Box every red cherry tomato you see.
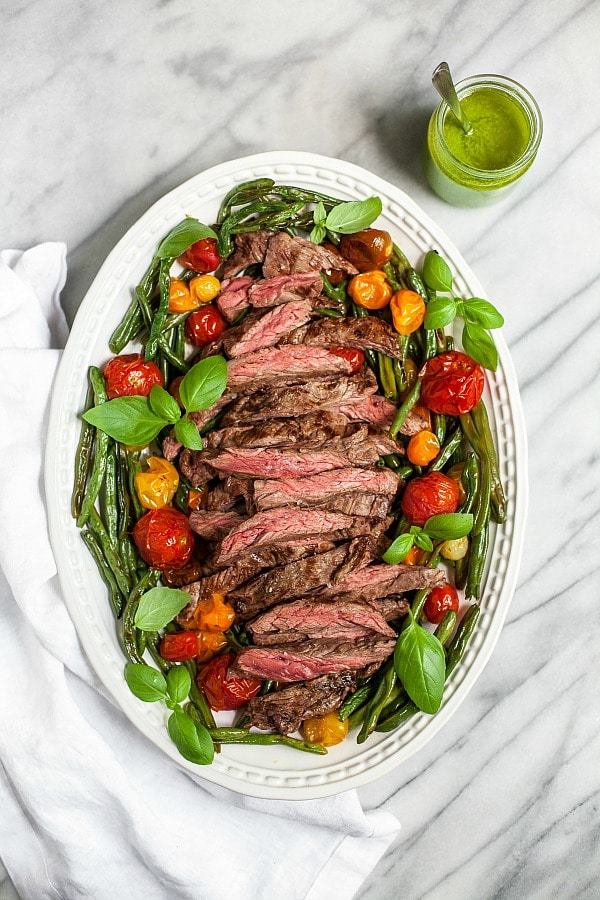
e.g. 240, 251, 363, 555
179, 238, 221, 274
401, 471, 460, 526
184, 304, 227, 347
424, 584, 459, 624
420, 351, 485, 416
328, 346, 365, 374
160, 631, 199, 662
103, 354, 163, 399
196, 652, 262, 711
132, 506, 194, 570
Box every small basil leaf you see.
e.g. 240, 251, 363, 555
462, 322, 498, 372
166, 666, 192, 704
134, 587, 191, 632
168, 707, 215, 766
313, 201, 327, 226
394, 621, 446, 714
155, 219, 218, 260
309, 224, 327, 245
423, 251, 453, 292
382, 533, 414, 565
424, 513, 474, 540
125, 663, 168, 702
414, 532, 434, 551
424, 296, 457, 330
179, 355, 228, 413
462, 298, 505, 329
149, 385, 182, 424
325, 197, 382, 234
82, 396, 167, 445
174, 417, 204, 451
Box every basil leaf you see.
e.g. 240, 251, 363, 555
394, 620, 446, 714
462, 322, 498, 371
134, 586, 190, 632
462, 298, 504, 329
174, 416, 204, 451
382, 533, 414, 565
168, 706, 215, 766
125, 663, 168, 702
325, 197, 382, 234
166, 666, 192, 704
309, 224, 327, 245
313, 201, 327, 226
179, 355, 228, 413
82, 396, 167, 445
424, 296, 457, 330
423, 251, 453, 292
424, 513, 474, 540
414, 532, 434, 551
149, 385, 182, 424
155, 219, 218, 260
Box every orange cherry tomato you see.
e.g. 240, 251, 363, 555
196, 631, 229, 663
347, 270, 392, 310
390, 290, 426, 335
196, 652, 262, 711
132, 506, 194, 570
401, 471, 460, 527
189, 275, 221, 305
159, 631, 199, 662
402, 545, 424, 566
193, 593, 236, 633
134, 457, 179, 509
103, 354, 163, 399
302, 711, 349, 746
187, 486, 209, 511
407, 430, 441, 466
168, 278, 196, 313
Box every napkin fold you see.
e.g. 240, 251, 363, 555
0, 244, 400, 900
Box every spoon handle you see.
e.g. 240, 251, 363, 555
432, 62, 473, 135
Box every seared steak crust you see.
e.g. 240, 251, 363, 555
246, 672, 357, 734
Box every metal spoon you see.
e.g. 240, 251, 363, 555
432, 62, 473, 135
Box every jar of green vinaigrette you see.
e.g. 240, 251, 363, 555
423, 74, 543, 207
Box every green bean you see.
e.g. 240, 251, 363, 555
465, 511, 489, 600
314, 307, 345, 318
121, 568, 160, 665
410, 548, 442, 621
424, 328, 438, 361
71, 377, 95, 518
338, 682, 376, 721
446, 604, 481, 676
454, 541, 470, 591
76, 367, 109, 528
81, 529, 124, 618
145, 257, 173, 361
434, 609, 457, 646
144, 632, 171, 674
86, 507, 132, 599
357, 662, 397, 744
379, 354, 398, 400
103, 439, 119, 546
395, 464, 415, 481
206, 729, 328, 755
382, 453, 404, 471
320, 272, 348, 308
126, 451, 145, 521
375, 700, 418, 732
392, 357, 408, 394
389, 379, 421, 439
406, 268, 429, 300
216, 178, 276, 223
471, 401, 507, 524
431, 412, 446, 447
109, 295, 146, 354
275, 184, 342, 207
458, 453, 479, 514
428, 426, 462, 472
382, 261, 402, 293
184, 660, 217, 730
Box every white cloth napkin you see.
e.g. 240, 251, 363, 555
0, 244, 400, 900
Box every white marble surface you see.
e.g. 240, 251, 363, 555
2, 0, 599, 897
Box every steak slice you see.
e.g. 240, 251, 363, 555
253, 467, 400, 512
248, 272, 324, 309
318, 563, 446, 601
262, 231, 358, 278
214, 508, 387, 566
206, 476, 252, 512
178, 450, 216, 487
230, 535, 379, 620
221, 232, 270, 279
204, 411, 349, 451
162, 395, 235, 462
301, 315, 404, 359
222, 300, 313, 358
227, 345, 352, 393
338, 394, 398, 428
231, 636, 396, 682
246, 672, 357, 735
219, 369, 378, 424
216, 276, 254, 322
188, 509, 246, 541
247, 597, 397, 644
194, 447, 370, 479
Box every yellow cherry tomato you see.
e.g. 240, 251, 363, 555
134, 457, 179, 509
390, 289, 426, 334
189, 274, 221, 306
193, 592, 236, 633
347, 270, 393, 310
407, 430, 441, 466
445, 462, 468, 505
440, 535, 469, 561
302, 711, 349, 746
168, 278, 196, 313
196, 631, 229, 663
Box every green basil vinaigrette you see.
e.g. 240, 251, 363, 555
443, 88, 530, 171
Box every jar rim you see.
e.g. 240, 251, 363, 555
432, 74, 543, 180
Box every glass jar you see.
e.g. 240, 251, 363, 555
423, 74, 543, 207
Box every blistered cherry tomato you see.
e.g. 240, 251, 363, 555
193, 593, 236, 633
196, 631, 229, 663
189, 274, 221, 305
347, 270, 392, 310
132, 506, 194, 570
103, 354, 163, 399
420, 351, 485, 416
390, 290, 426, 335
302, 711, 349, 746
424, 583, 459, 624
196, 652, 262, 711
328, 346, 365, 374
160, 631, 199, 662
179, 238, 221, 274
184, 304, 227, 347
407, 430, 440, 466
339, 229, 393, 271
168, 278, 195, 313
401, 471, 460, 526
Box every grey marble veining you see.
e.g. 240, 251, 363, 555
2, 0, 599, 897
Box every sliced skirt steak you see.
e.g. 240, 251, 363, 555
246, 672, 357, 734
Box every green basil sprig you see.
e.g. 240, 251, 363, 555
134, 586, 190, 631
394, 611, 446, 714
422, 250, 504, 371
82, 355, 227, 450
383, 513, 473, 565
155, 218, 218, 260
310, 196, 383, 243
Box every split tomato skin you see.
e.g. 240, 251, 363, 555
160, 631, 199, 662
424, 584, 459, 624
103, 353, 163, 399
184, 304, 227, 347
196, 652, 262, 711
420, 351, 485, 416
401, 471, 460, 526
132, 506, 194, 570
328, 346, 365, 374
179, 237, 221, 274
